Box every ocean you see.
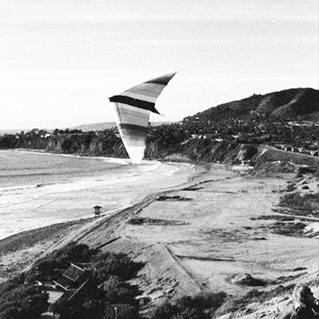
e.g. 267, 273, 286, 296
0, 150, 194, 240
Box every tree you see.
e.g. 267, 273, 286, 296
152, 302, 179, 319
104, 303, 139, 319
0, 285, 48, 319
172, 308, 210, 319
93, 252, 143, 281
0, 306, 21, 319
0, 134, 16, 149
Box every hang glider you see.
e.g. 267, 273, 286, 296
109, 72, 176, 164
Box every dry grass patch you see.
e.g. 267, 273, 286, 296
127, 218, 188, 226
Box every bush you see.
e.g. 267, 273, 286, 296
52, 298, 80, 319
102, 276, 139, 305
30, 242, 98, 281
214, 285, 294, 317
52, 297, 101, 319
104, 303, 139, 319
51, 242, 96, 264
82, 299, 106, 319
172, 308, 210, 319
152, 302, 179, 319
152, 291, 228, 319
0, 306, 21, 319
92, 252, 143, 281
181, 291, 227, 310
0, 285, 48, 319
0, 273, 25, 295
279, 192, 312, 212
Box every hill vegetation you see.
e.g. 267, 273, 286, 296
1, 88, 319, 166
0, 242, 144, 319
1, 88, 318, 165
196, 87, 319, 121
0, 241, 242, 319
1, 87, 319, 318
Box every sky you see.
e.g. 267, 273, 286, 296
0, 0, 318, 130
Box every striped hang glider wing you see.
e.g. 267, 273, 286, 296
109, 72, 176, 164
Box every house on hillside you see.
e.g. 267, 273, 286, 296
46, 263, 96, 318
54, 263, 90, 291
58, 276, 94, 303
45, 264, 96, 318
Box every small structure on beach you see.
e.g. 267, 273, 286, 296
93, 205, 102, 217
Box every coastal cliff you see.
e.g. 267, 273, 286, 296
1, 87, 319, 169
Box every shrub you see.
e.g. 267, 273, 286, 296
214, 285, 294, 317
0, 273, 25, 295
102, 275, 139, 305
30, 242, 98, 281
104, 303, 139, 319
152, 302, 179, 319
52, 298, 80, 319
0, 306, 21, 319
152, 292, 228, 319
92, 252, 143, 281
0, 285, 48, 319
50, 242, 96, 264
172, 308, 210, 319
279, 192, 312, 212
187, 291, 227, 310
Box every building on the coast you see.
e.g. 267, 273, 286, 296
49, 263, 95, 316
57, 277, 94, 303
93, 205, 102, 217
54, 263, 90, 291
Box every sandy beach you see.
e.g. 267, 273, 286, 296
0, 150, 203, 281
0, 150, 200, 240
1, 150, 319, 318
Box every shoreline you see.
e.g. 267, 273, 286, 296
0, 149, 200, 241
12, 148, 133, 164
0, 151, 209, 282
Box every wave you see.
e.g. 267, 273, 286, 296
0, 184, 47, 192
0, 149, 196, 241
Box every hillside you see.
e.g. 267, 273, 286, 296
2, 87, 318, 137
2, 87, 319, 318
1, 148, 319, 319
69, 121, 175, 132
197, 88, 319, 121
68, 122, 117, 131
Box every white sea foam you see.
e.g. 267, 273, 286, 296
0, 184, 39, 192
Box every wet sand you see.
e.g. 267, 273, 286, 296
0, 150, 200, 240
